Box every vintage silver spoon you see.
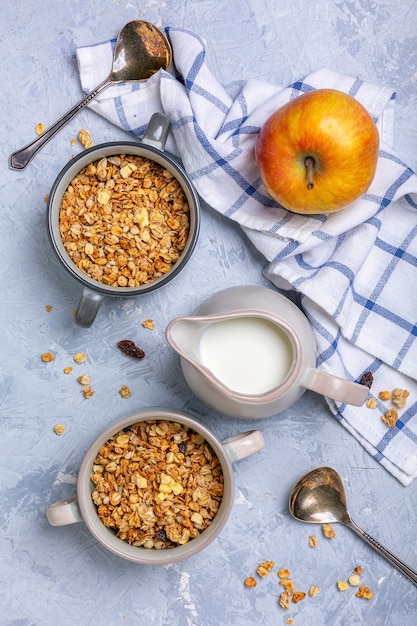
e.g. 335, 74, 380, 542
289, 466, 417, 586
9, 20, 172, 170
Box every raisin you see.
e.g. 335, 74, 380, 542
117, 339, 145, 359
359, 371, 373, 389
178, 441, 187, 455
155, 529, 168, 542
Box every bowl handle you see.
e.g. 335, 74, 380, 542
222, 430, 265, 463
46, 497, 83, 526
75, 287, 104, 328
141, 112, 170, 151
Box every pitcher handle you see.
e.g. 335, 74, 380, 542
46, 497, 83, 526
304, 367, 368, 406
222, 430, 264, 463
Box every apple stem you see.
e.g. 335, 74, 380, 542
304, 157, 315, 190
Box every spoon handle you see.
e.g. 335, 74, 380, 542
9, 78, 112, 170
345, 516, 417, 586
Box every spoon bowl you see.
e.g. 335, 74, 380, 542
289, 466, 417, 586
9, 21, 172, 170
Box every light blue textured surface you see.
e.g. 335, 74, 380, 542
1, 1, 417, 625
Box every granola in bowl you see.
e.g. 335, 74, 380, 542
90, 419, 224, 550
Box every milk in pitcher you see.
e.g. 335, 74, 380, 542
199, 316, 293, 395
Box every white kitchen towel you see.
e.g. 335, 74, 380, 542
76, 27, 417, 485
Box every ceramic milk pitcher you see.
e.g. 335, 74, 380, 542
165, 285, 369, 419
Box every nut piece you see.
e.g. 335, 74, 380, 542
119, 385, 131, 398
382, 408, 398, 428
256, 560, 275, 578
356, 585, 374, 600
322, 523, 336, 538
337, 581, 349, 591
378, 390, 391, 401
244, 576, 257, 588
392, 388, 410, 408
366, 397, 377, 409
79, 128, 93, 149
309, 535, 318, 547
73, 352, 87, 364
348, 574, 361, 587
41, 352, 55, 362
309, 585, 320, 597
53, 424, 65, 435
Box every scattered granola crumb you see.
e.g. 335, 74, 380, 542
278, 568, 291, 579
70, 137, 77, 146
378, 390, 391, 401
63, 366, 73, 375
244, 576, 257, 588
82, 385, 94, 399
353, 565, 363, 576
309, 585, 320, 598
35, 123, 45, 135
77, 374, 91, 385
279, 591, 291, 610
41, 352, 55, 362
119, 385, 131, 398
71, 309, 76, 318
356, 585, 374, 600
337, 581, 349, 591
392, 388, 410, 408
279, 578, 295, 593
359, 371, 373, 388
142, 319, 155, 330
78, 128, 93, 149
73, 352, 87, 364
309, 535, 318, 547
382, 408, 398, 428
322, 523, 336, 538
286, 619, 295, 625
45, 305, 53, 313
44, 194, 49, 203
366, 397, 377, 409
256, 561, 275, 578
54, 424, 65, 436
291, 591, 306, 604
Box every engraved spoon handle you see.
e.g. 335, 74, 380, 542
344, 515, 417, 586
9, 78, 112, 170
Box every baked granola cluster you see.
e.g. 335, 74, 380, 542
90, 420, 224, 549
59, 155, 190, 288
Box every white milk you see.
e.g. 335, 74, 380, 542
199, 316, 293, 395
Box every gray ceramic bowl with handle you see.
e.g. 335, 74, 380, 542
47, 113, 200, 327
46, 407, 264, 564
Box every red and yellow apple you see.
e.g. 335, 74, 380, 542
255, 89, 380, 214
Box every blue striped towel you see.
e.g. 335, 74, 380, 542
77, 27, 417, 485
